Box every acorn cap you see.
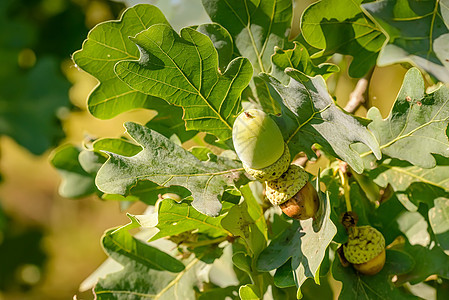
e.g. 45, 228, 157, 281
343, 225, 385, 265
243, 143, 290, 182
265, 164, 308, 206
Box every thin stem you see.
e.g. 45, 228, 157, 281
339, 168, 352, 212
154, 258, 200, 299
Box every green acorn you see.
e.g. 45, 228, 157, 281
232, 109, 290, 181
343, 225, 386, 275
265, 164, 319, 220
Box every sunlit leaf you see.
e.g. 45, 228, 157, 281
202, 0, 292, 73
96, 122, 245, 216
72, 4, 174, 119
92, 138, 142, 157
239, 284, 263, 299
92, 137, 192, 204
202, 0, 292, 114
363, 0, 449, 83
301, 0, 386, 78
361, 68, 449, 168
271, 42, 339, 85
262, 70, 381, 174
150, 199, 232, 241
370, 158, 449, 210
397, 211, 431, 247
102, 227, 185, 273
115, 24, 253, 141
193, 23, 234, 73
95, 226, 206, 300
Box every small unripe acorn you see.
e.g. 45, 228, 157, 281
232, 109, 290, 181
265, 164, 319, 220
343, 225, 386, 275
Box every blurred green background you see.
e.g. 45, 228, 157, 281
0, 0, 408, 299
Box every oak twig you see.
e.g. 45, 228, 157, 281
344, 69, 374, 114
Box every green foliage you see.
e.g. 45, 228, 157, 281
363, 68, 449, 168
102, 223, 185, 273
0, 205, 46, 291
0, 57, 69, 154
363, 0, 449, 83
271, 42, 339, 85
95, 220, 202, 299
53, 0, 449, 299
50, 144, 98, 198
263, 70, 381, 174
369, 158, 449, 210
429, 197, 449, 253
202, 0, 294, 114
0, 0, 94, 154
222, 184, 268, 256
150, 199, 231, 241
96, 122, 245, 216
72, 4, 172, 119
257, 186, 336, 298
193, 23, 234, 73
202, 0, 292, 73
115, 24, 252, 141
301, 0, 386, 78
333, 249, 417, 299
395, 242, 449, 285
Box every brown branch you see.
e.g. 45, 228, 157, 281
295, 145, 321, 167
296, 155, 309, 167
344, 78, 369, 113
344, 69, 374, 114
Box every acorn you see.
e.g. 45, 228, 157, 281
343, 225, 386, 275
265, 164, 319, 220
232, 109, 290, 181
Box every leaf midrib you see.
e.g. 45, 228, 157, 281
380, 164, 447, 189
106, 234, 174, 271
158, 209, 231, 235
357, 276, 388, 299
223, 0, 266, 72
361, 94, 449, 158
286, 103, 332, 144
428, 0, 441, 58
141, 28, 232, 131
100, 165, 243, 191
95, 258, 200, 299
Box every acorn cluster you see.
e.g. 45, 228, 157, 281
340, 212, 386, 275
232, 109, 319, 220
232, 109, 386, 275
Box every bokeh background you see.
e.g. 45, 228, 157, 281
0, 0, 409, 299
